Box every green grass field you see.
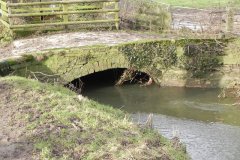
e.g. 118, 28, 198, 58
157, 0, 232, 8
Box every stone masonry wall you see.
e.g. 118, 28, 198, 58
1, 38, 240, 88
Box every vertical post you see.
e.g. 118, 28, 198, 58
7, 0, 12, 27
226, 7, 234, 33
149, 20, 152, 32
115, 1, 119, 30
40, 0, 43, 21
63, 0, 68, 29
0, 0, 8, 22
168, 5, 172, 31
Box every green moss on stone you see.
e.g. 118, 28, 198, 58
1, 38, 240, 88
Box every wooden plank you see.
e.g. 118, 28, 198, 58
11, 6, 101, 13
12, 23, 115, 31
8, 9, 119, 17
62, 1, 68, 29
114, 2, 119, 29
0, 0, 7, 7
0, 0, 8, 12
0, 0, 8, 22
1, 10, 8, 18
7, 0, 119, 7
1, 10, 8, 16
68, 5, 101, 10
62, 2, 68, 23
11, 7, 62, 13
0, 18, 10, 28
7, 1, 12, 27
10, 19, 120, 29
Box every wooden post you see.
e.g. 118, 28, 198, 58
62, 0, 68, 29
7, 0, 12, 27
149, 20, 152, 32
226, 7, 234, 33
114, 1, 119, 30
0, 0, 8, 22
40, 0, 43, 21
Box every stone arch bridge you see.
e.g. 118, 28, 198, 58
0, 31, 172, 83
0, 31, 239, 88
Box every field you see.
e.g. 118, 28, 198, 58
157, 0, 231, 8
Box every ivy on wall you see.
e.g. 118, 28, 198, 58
119, 39, 228, 80
119, 40, 178, 81
178, 39, 226, 77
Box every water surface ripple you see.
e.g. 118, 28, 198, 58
84, 85, 240, 160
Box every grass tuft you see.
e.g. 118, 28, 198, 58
157, 0, 233, 8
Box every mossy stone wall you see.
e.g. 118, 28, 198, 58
0, 46, 129, 83
1, 38, 240, 88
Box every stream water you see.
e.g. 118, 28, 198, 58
83, 85, 240, 160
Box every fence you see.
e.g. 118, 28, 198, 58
0, 0, 120, 30
119, 0, 238, 34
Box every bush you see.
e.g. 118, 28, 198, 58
119, 0, 171, 32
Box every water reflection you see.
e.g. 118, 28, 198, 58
84, 85, 240, 126
84, 85, 240, 160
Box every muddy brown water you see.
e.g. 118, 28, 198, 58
84, 85, 240, 160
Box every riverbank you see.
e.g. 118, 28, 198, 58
0, 76, 188, 159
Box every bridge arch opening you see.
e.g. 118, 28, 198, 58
66, 68, 151, 94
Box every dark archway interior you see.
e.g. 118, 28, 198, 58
67, 68, 150, 94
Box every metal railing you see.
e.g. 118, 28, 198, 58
0, 0, 120, 30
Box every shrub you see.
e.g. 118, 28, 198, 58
119, 0, 171, 32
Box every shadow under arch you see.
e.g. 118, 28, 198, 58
67, 68, 151, 94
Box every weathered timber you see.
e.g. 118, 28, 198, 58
10, 19, 119, 29
8, 9, 119, 17
7, 0, 119, 7
0, 0, 120, 30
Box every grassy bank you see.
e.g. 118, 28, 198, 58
0, 76, 188, 159
157, 0, 231, 8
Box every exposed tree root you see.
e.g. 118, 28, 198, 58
115, 68, 135, 86
115, 68, 154, 86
